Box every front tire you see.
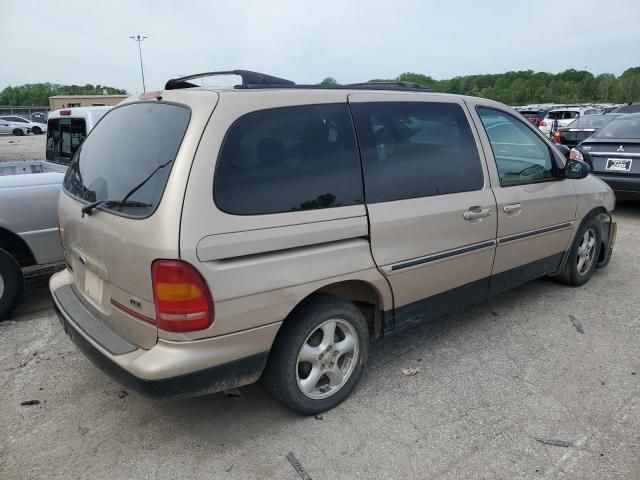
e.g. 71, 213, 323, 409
0, 248, 24, 321
263, 294, 369, 415
555, 217, 602, 286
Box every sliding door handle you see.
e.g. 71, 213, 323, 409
463, 206, 492, 221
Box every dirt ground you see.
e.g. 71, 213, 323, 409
0, 134, 45, 163
1, 204, 639, 479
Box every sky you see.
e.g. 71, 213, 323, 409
1, 0, 639, 94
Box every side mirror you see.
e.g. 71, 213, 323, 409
564, 159, 591, 179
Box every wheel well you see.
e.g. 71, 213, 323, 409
0, 227, 36, 267
298, 281, 384, 338
581, 207, 609, 263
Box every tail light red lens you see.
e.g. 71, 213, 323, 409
540, 121, 547, 127
553, 131, 561, 143
151, 260, 213, 332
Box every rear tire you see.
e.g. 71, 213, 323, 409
32, 126, 42, 135
12, 128, 24, 136
262, 294, 369, 415
555, 217, 602, 286
0, 248, 24, 321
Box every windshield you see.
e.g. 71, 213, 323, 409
63, 102, 190, 218
592, 115, 640, 140
566, 115, 617, 129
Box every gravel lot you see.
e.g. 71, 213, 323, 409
1, 202, 639, 479
0, 134, 45, 163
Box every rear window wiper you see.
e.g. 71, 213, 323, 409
81, 199, 151, 217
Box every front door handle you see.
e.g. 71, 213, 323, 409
503, 203, 522, 215
463, 206, 492, 221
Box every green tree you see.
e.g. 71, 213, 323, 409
320, 77, 338, 86
0, 83, 128, 106
368, 67, 640, 104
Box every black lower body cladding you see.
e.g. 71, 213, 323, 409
53, 302, 268, 399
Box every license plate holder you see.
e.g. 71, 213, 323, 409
84, 269, 104, 303
606, 158, 632, 172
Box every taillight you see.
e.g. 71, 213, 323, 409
553, 131, 561, 143
569, 148, 584, 161
539, 121, 547, 127
151, 260, 213, 332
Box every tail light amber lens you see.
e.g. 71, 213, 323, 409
151, 260, 213, 332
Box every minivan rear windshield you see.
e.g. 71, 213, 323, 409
63, 102, 190, 218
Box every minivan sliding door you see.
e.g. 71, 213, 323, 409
349, 94, 497, 331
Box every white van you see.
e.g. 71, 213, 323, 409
46, 107, 112, 163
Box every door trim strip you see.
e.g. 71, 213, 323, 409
498, 222, 573, 245
389, 240, 496, 272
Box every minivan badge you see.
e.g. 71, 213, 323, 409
617, 145, 625, 152
130, 299, 142, 309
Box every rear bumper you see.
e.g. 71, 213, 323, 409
50, 270, 276, 399
593, 173, 640, 199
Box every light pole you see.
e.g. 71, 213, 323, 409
129, 35, 148, 92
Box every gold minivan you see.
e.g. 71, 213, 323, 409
50, 71, 616, 414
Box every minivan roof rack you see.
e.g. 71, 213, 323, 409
165, 70, 431, 92
165, 70, 295, 90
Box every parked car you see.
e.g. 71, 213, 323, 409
570, 112, 640, 200
610, 102, 640, 114
518, 108, 547, 126
0, 117, 32, 136
539, 107, 601, 136
0, 115, 46, 134
46, 107, 111, 163
0, 107, 111, 319
50, 70, 616, 415
553, 113, 622, 147
0, 162, 67, 319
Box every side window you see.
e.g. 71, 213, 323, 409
214, 104, 363, 215
477, 107, 557, 187
351, 101, 484, 203
46, 119, 60, 160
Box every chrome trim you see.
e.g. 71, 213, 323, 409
589, 152, 640, 158
498, 222, 573, 245
386, 240, 496, 273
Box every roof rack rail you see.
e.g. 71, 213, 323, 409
345, 81, 431, 91
165, 70, 295, 90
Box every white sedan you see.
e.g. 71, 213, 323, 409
0, 115, 47, 135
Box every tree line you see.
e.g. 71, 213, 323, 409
322, 67, 640, 105
4, 67, 640, 107
0, 83, 128, 106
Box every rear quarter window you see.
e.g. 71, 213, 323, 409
214, 104, 363, 215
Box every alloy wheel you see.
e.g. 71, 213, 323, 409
296, 318, 359, 399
